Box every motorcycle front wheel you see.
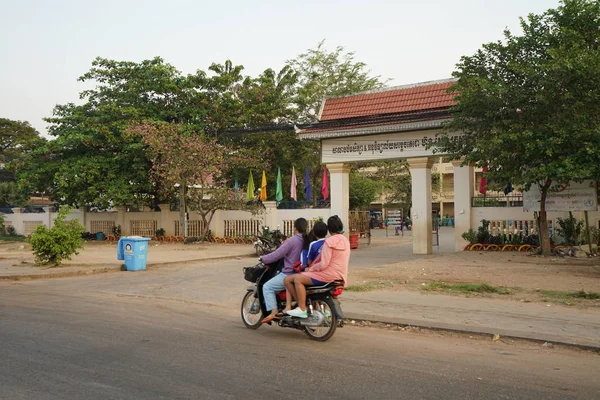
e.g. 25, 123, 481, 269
241, 291, 264, 329
303, 298, 338, 342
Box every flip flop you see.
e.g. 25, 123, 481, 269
261, 315, 279, 324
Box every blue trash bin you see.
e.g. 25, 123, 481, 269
96, 232, 105, 241
117, 236, 151, 271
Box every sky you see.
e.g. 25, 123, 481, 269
1, 0, 560, 137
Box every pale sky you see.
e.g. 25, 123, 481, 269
1, 0, 559, 136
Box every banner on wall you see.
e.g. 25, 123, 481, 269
523, 181, 598, 212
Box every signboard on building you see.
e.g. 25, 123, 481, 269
321, 129, 455, 163
523, 181, 598, 212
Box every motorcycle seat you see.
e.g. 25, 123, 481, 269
305, 280, 344, 289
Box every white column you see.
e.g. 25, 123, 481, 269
408, 157, 433, 255
327, 163, 351, 236
452, 160, 474, 251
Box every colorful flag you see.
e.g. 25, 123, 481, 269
260, 170, 267, 201
479, 166, 488, 195
321, 166, 329, 200
290, 166, 297, 200
304, 166, 312, 200
246, 171, 255, 201
276, 168, 283, 202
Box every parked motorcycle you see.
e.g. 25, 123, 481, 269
253, 228, 286, 256
241, 261, 345, 341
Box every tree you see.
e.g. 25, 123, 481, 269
434, 0, 600, 255
126, 121, 254, 238
17, 57, 210, 209
287, 40, 387, 123
349, 171, 378, 210
0, 182, 28, 206
0, 118, 45, 164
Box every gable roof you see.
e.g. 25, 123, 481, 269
320, 79, 457, 121
299, 79, 457, 138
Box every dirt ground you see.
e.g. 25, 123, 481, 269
0, 240, 253, 267
351, 251, 600, 306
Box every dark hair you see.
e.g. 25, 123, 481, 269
294, 218, 309, 248
327, 215, 344, 235
312, 221, 328, 239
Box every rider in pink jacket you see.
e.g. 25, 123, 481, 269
302, 233, 349, 287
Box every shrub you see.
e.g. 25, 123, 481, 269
113, 224, 122, 236
555, 212, 583, 246
461, 229, 477, 244
28, 207, 85, 266
156, 228, 166, 236
7, 225, 17, 236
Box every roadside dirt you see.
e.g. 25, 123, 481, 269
351, 251, 600, 306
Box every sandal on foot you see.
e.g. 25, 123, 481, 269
261, 315, 279, 324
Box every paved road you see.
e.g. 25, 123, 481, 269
1, 285, 599, 399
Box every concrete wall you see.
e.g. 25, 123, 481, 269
2, 205, 332, 238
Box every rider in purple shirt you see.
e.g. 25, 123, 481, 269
259, 218, 308, 324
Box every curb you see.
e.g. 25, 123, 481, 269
0, 253, 256, 281
344, 312, 600, 351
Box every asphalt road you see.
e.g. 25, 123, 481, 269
1, 284, 598, 399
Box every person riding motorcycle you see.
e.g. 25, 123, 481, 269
284, 215, 350, 319
259, 218, 308, 324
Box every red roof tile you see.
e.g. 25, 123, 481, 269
319, 79, 457, 121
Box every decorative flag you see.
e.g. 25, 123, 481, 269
321, 166, 329, 200
276, 168, 283, 202
246, 171, 255, 201
479, 166, 488, 195
304, 166, 312, 200
260, 170, 267, 201
234, 178, 239, 201
504, 182, 513, 196
290, 166, 297, 200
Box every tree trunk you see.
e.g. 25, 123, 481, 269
539, 184, 552, 256
179, 184, 187, 237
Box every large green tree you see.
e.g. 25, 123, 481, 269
435, 0, 600, 255
0, 118, 46, 182
17, 57, 210, 209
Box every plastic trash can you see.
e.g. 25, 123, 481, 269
117, 236, 151, 271
96, 232, 105, 241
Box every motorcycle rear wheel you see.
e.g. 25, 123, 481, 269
241, 291, 264, 329
303, 298, 337, 342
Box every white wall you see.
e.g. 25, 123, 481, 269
2, 205, 332, 238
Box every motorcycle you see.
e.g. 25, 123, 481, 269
241, 261, 345, 341
253, 227, 286, 256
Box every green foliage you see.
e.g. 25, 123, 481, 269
28, 207, 85, 266
349, 171, 378, 210
434, 0, 600, 255
6, 225, 16, 236
461, 229, 477, 244
156, 228, 165, 237
0, 118, 46, 164
113, 225, 122, 236
286, 40, 387, 123
0, 182, 28, 206
555, 212, 584, 246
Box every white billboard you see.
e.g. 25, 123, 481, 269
523, 181, 598, 212
321, 129, 453, 163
